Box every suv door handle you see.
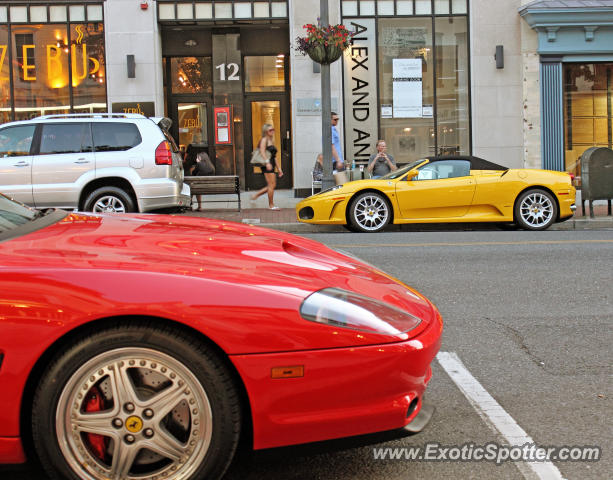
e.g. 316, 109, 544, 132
13, 160, 29, 167
74, 158, 90, 164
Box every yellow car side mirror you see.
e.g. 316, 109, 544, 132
406, 170, 418, 180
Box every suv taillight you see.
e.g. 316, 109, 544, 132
155, 141, 173, 165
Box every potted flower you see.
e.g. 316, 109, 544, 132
295, 22, 354, 65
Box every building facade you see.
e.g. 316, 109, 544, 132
1, 0, 611, 195
519, 0, 613, 181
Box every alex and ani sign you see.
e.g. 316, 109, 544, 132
343, 18, 378, 164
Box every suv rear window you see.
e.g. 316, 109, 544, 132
92, 123, 142, 152
40, 123, 93, 154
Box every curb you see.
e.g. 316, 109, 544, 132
255, 218, 613, 234
179, 210, 613, 233
550, 217, 613, 231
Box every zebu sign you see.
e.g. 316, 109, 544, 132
343, 18, 378, 165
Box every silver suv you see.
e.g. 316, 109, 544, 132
0, 113, 191, 213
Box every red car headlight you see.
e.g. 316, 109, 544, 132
300, 288, 422, 335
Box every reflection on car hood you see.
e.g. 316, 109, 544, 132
1, 212, 432, 313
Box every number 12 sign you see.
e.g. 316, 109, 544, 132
215, 63, 240, 81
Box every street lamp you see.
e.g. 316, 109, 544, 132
320, 0, 334, 191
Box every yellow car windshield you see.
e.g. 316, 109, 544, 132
380, 159, 428, 180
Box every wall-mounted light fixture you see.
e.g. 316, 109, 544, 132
127, 54, 136, 78
184, 39, 198, 47
495, 45, 504, 69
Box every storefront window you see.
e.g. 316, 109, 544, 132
71, 23, 106, 112
435, 16, 469, 156
375, 16, 469, 164
564, 63, 613, 179
378, 18, 434, 164
1, 21, 107, 122
171, 57, 212, 94
244, 56, 285, 92
0, 26, 10, 123
12, 24, 70, 120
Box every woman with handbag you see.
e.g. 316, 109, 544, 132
250, 123, 284, 210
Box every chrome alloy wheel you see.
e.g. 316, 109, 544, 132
352, 194, 390, 232
93, 196, 126, 213
518, 191, 554, 228
56, 348, 213, 480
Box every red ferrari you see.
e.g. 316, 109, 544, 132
0, 194, 442, 480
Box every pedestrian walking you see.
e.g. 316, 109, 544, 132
331, 112, 345, 173
250, 123, 284, 210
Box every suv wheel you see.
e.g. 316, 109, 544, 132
84, 187, 136, 213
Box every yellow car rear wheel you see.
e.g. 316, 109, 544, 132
349, 192, 391, 233
515, 189, 557, 230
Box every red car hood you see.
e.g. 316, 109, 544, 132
1, 212, 438, 352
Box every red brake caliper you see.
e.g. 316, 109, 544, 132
84, 386, 109, 461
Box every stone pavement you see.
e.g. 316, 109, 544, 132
179, 190, 613, 233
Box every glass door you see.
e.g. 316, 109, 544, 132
169, 97, 213, 174
245, 97, 291, 189
165, 56, 214, 173
178, 103, 208, 149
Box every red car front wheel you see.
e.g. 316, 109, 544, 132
31, 323, 241, 480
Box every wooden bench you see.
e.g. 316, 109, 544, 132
183, 175, 241, 211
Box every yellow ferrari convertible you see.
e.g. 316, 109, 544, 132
296, 156, 576, 232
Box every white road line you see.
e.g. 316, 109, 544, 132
436, 351, 564, 480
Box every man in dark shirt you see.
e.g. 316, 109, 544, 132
367, 140, 397, 178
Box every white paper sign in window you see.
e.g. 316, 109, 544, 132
392, 58, 422, 118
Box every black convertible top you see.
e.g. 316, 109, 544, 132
426, 155, 508, 171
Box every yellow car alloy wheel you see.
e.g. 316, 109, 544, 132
515, 189, 557, 230
349, 192, 391, 233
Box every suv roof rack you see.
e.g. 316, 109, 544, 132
36, 113, 148, 120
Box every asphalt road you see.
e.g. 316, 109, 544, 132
3, 229, 611, 479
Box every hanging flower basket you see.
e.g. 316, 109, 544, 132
306, 43, 344, 65
295, 22, 354, 65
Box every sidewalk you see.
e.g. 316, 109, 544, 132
179, 190, 613, 233
183, 189, 300, 225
